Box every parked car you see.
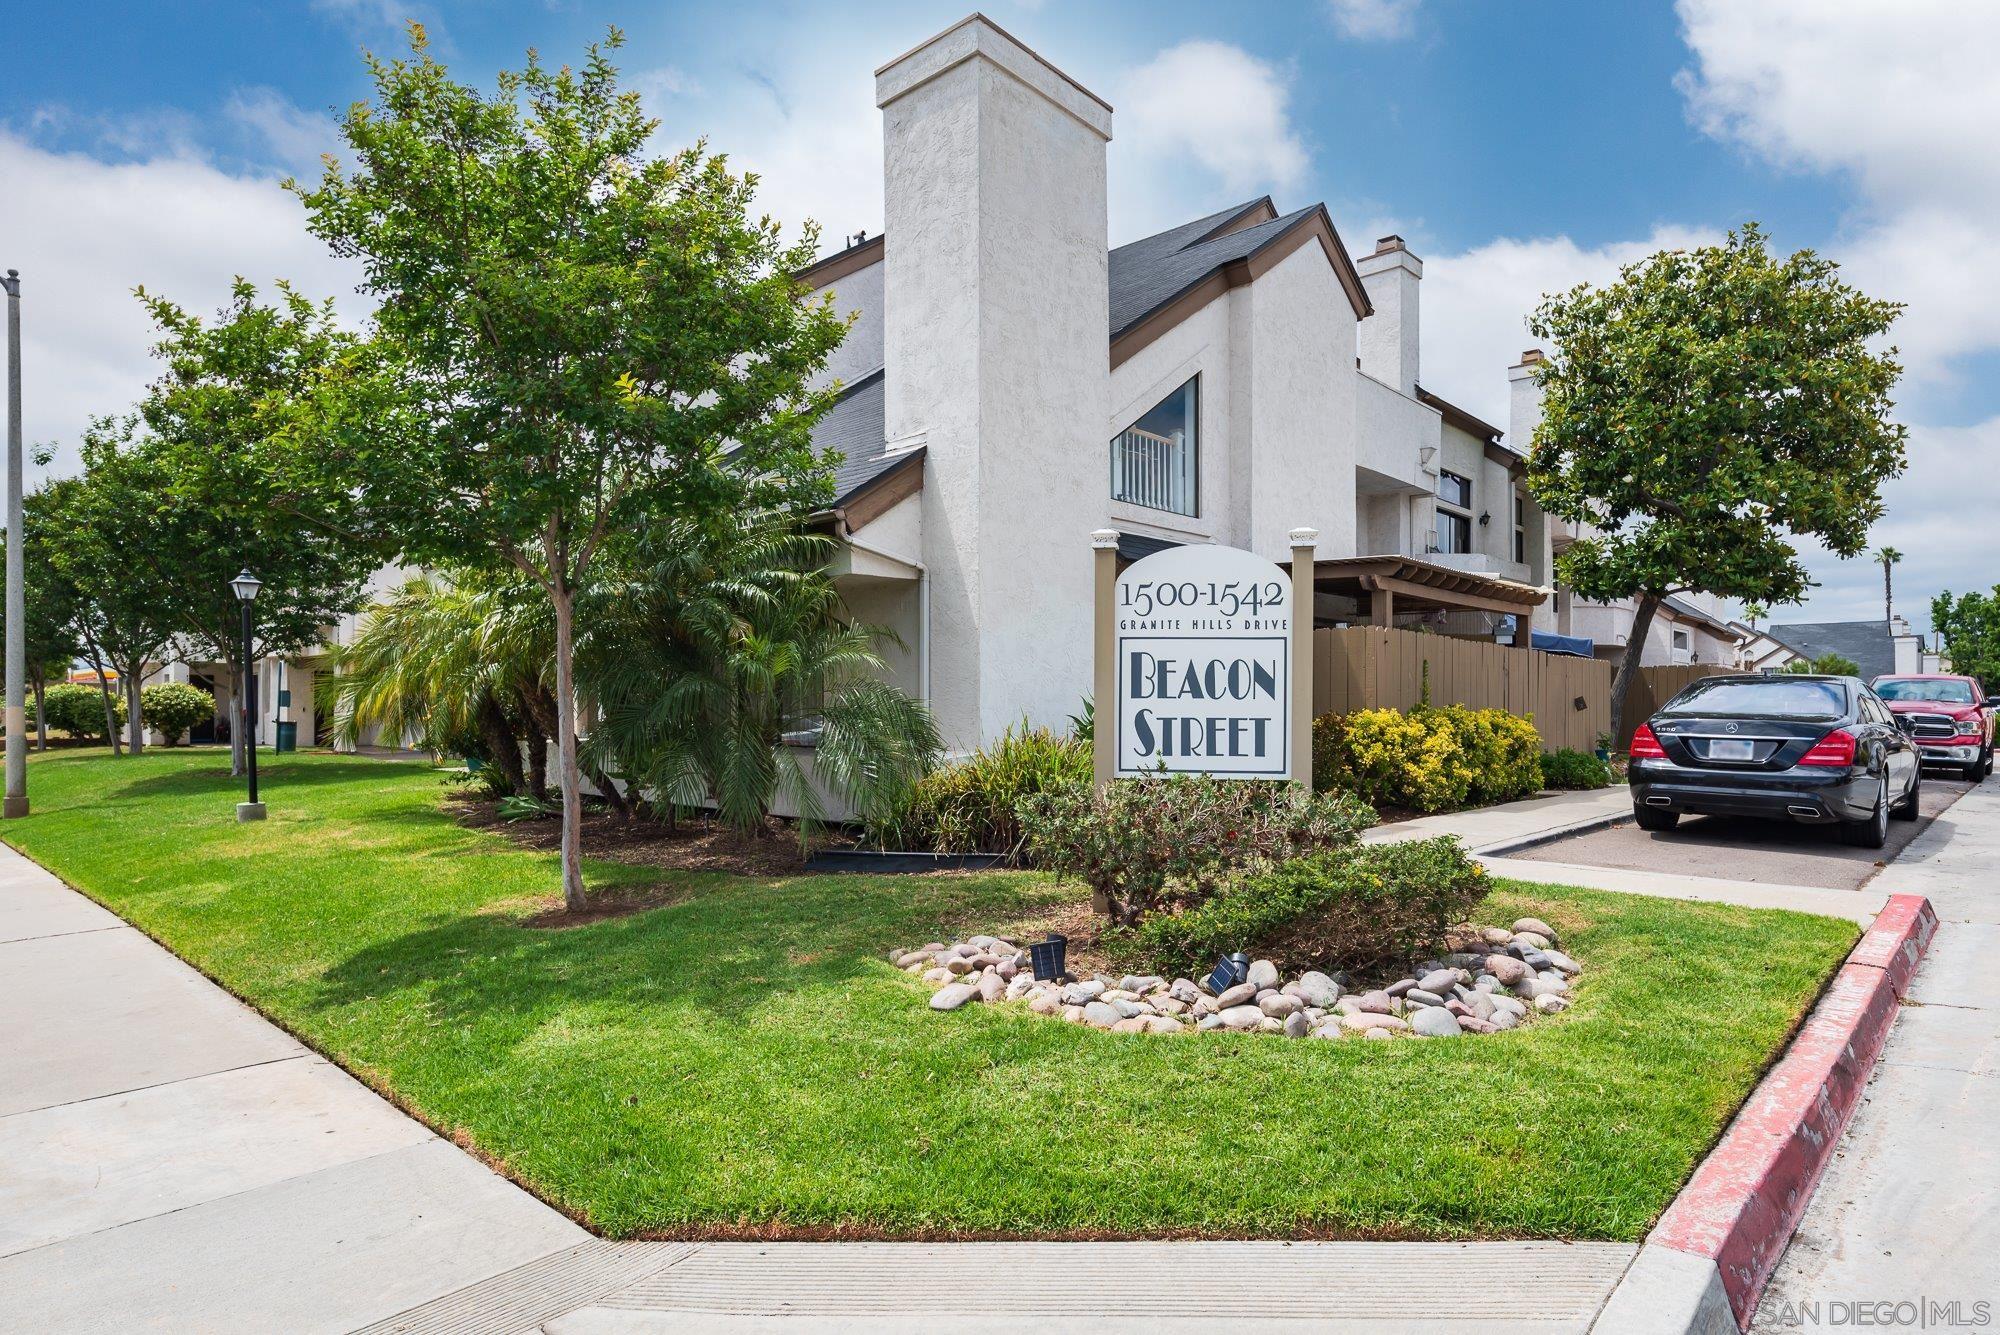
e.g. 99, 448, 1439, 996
1628, 674, 1921, 848
1868, 673, 1995, 781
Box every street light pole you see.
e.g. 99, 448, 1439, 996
3, 270, 26, 820
232, 570, 265, 822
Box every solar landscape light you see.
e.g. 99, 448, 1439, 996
1206, 951, 1250, 995
1028, 933, 1068, 982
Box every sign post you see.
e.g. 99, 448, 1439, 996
1091, 529, 1120, 789
1289, 527, 1317, 791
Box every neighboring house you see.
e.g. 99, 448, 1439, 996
1506, 349, 1745, 669
804, 14, 1556, 757
151, 562, 411, 750
1757, 617, 1930, 680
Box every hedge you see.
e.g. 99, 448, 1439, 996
1313, 705, 1542, 812
1117, 836, 1490, 977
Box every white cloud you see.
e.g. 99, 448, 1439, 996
0, 130, 363, 481
224, 88, 344, 175
1675, 0, 2000, 380
1111, 41, 1308, 241
1327, 0, 1420, 42
1416, 225, 1720, 431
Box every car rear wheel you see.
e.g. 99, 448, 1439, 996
1892, 765, 1921, 819
1840, 777, 1891, 848
1634, 805, 1679, 832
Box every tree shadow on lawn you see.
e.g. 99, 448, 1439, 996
311, 868, 1065, 1034
103, 756, 435, 800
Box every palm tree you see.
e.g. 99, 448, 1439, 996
1876, 547, 1903, 625
328, 573, 535, 793
1743, 603, 1767, 632
581, 511, 939, 837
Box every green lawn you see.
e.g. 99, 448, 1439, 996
3, 747, 1857, 1241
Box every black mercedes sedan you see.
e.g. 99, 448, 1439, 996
1628, 674, 1922, 848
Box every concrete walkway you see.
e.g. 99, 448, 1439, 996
1749, 782, 2000, 1329
1366, 785, 1632, 855
0, 846, 589, 1334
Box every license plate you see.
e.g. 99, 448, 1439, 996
1709, 738, 1755, 761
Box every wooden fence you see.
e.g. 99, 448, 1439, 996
1310, 628, 1612, 753
1622, 663, 1745, 746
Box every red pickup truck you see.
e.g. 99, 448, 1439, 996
1870, 673, 1997, 780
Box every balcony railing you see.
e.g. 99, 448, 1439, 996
1110, 426, 1195, 517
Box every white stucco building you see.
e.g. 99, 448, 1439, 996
807, 14, 1559, 757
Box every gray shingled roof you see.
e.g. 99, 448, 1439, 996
1766, 619, 1897, 679
1108, 199, 1322, 338
813, 367, 905, 507
819, 199, 1350, 508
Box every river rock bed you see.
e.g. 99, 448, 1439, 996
891, 918, 1580, 1038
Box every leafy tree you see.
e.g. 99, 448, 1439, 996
1931, 588, 2000, 688
2, 475, 84, 749
1742, 603, 1767, 632
1780, 652, 1860, 676
295, 29, 845, 909
1876, 546, 1902, 625
139, 682, 217, 746
581, 512, 939, 837
1526, 224, 1908, 746
131, 280, 378, 772
41, 450, 182, 755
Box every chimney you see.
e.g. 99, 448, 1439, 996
1356, 235, 1421, 395
1508, 348, 1546, 452
876, 15, 1112, 750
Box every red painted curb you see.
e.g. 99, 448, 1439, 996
1649, 894, 1935, 1330
1848, 893, 1939, 997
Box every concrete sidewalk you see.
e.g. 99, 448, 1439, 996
1365, 785, 1632, 855
0, 845, 589, 1334
1749, 783, 2000, 1329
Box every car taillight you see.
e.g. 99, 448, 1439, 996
1798, 729, 1858, 767
1629, 724, 1667, 759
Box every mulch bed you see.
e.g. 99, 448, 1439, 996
451, 794, 852, 879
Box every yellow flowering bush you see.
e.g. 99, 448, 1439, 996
1314, 705, 1544, 812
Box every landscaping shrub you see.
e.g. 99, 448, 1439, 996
1541, 746, 1612, 790
40, 682, 124, 740
867, 723, 1092, 856
1019, 773, 1374, 925
139, 682, 216, 746
1313, 705, 1542, 812
1119, 836, 1489, 977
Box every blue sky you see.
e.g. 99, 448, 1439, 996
5, 0, 1996, 632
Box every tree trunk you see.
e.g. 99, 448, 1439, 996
525, 727, 549, 801
1884, 562, 1894, 625
592, 765, 633, 822
123, 670, 144, 756
31, 677, 45, 752
474, 690, 526, 796
84, 647, 121, 756
549, 580, 587, 912
230, 657, 247, 777
1610, 594, 1662, 752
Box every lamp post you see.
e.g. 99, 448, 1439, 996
4, 270, 25, 819
232, 570, 264, 822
